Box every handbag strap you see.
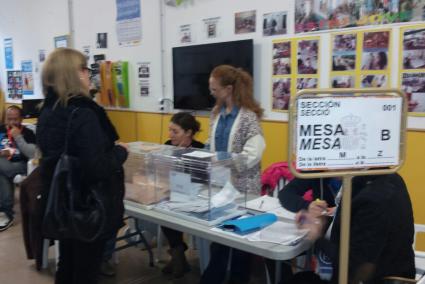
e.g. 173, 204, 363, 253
64, 107, 79, 154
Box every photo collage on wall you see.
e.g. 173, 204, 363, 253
400, 24, 425, 114
271, 36, 320, 111
7, 71, 22, 100
295, 0, 425, 34
330, 29, 391, 90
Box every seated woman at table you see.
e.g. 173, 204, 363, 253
161, 112, 204, 278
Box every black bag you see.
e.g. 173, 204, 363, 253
43, 108, 106, 242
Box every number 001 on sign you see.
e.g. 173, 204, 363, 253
294, 96, 402, 170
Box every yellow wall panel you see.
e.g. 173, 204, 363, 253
261, 121, 289, 170
136, 112, 164, 143
107, 110, 137, 142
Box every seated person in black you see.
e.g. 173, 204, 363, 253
0, 105, 36, 231
265, 178, 340, 282
293, 174, 415, 284
161, 112, 204, 278
279, 177, 339, 215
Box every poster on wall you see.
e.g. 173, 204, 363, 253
295, 0, 425, 34
235, 10, 256, 34
115, 0, 142, 46
54, 35, 68, 48
331, 75, 355, 88
179, 24, 193, 43
7, 71, 22, 100
297, 39, 319, 74
21, 60, 34, 96
202, 17, 221, 39
296, 78, 318, 89
361, 74, 387, 88
272, 78, 291, 110
263, 11, 287, 36
401, 72, 425, 113
361, 31, 390, 70
38, 49, 46, 62
400, 25, 425, 115
97, 33, 108, 48
137, 62, 150, 97
271, 37, 320, 112
4, 38, 13, 69
332, 33, 357, 71
272, 41, 291, 75
112, 61, 130, 107
83, 46, 91, 61
402, 28, 425, 69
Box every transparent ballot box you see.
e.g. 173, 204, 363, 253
151, 148, 248, 226
123, 141, 175, 207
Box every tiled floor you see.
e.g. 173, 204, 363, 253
1, 206, 201, 284
1, 196, 267, 284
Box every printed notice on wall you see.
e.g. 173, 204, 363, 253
294, 96, 402, 170
21, 60, 34, 97
202, 17, 221, 39
116, 0, 142, 46
4, 38, 13, 69
137, 62, 150, 96
179, 24, 193, 44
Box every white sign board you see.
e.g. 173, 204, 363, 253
295, 96, 402, 170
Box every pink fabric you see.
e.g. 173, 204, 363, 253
261, 162, 294, 195
302, 189, 313, 202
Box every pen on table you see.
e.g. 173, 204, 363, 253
259, 200, 264, 209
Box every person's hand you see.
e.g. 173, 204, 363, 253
10, 126, 22, 138
308, 199, 328, 218
296, 210, 325, 241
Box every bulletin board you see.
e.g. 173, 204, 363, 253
271, 36, 320, 112
329, 28, 392, 90
398, 24, 425, 116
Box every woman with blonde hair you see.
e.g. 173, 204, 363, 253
37, 48, 128, 284
201, 65, 265, 284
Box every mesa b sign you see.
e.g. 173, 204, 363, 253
294, 96, 402, 170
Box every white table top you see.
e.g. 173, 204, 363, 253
124, 200, 311, 261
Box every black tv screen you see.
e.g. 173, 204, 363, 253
172, 39, 253, 110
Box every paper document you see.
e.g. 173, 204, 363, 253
182, 150, 215, 158
269, 206, 297, 221
245, 196, 282, 212
247, 221, 308, 245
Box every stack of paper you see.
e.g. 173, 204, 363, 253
247, 221, 308, 245
245, 196, 296, 220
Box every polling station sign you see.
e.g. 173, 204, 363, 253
294, 96, 402, 170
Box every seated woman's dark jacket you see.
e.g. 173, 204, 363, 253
36, 91, 128, 238
279, 178, 337, 212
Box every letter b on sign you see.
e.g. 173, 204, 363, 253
381, 129, 390, 141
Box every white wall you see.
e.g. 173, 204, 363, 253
72, 0, 163, 112
0, 0, 69, 100
0, 0, 424, 128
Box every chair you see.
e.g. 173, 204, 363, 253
415, 224, 425, 280
261, 162, 293, 197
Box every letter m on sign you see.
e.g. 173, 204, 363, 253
339, 152, 346, 158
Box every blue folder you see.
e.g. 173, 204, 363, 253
220, 213, 277, 235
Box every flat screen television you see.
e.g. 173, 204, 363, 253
172, 39, 253, 110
